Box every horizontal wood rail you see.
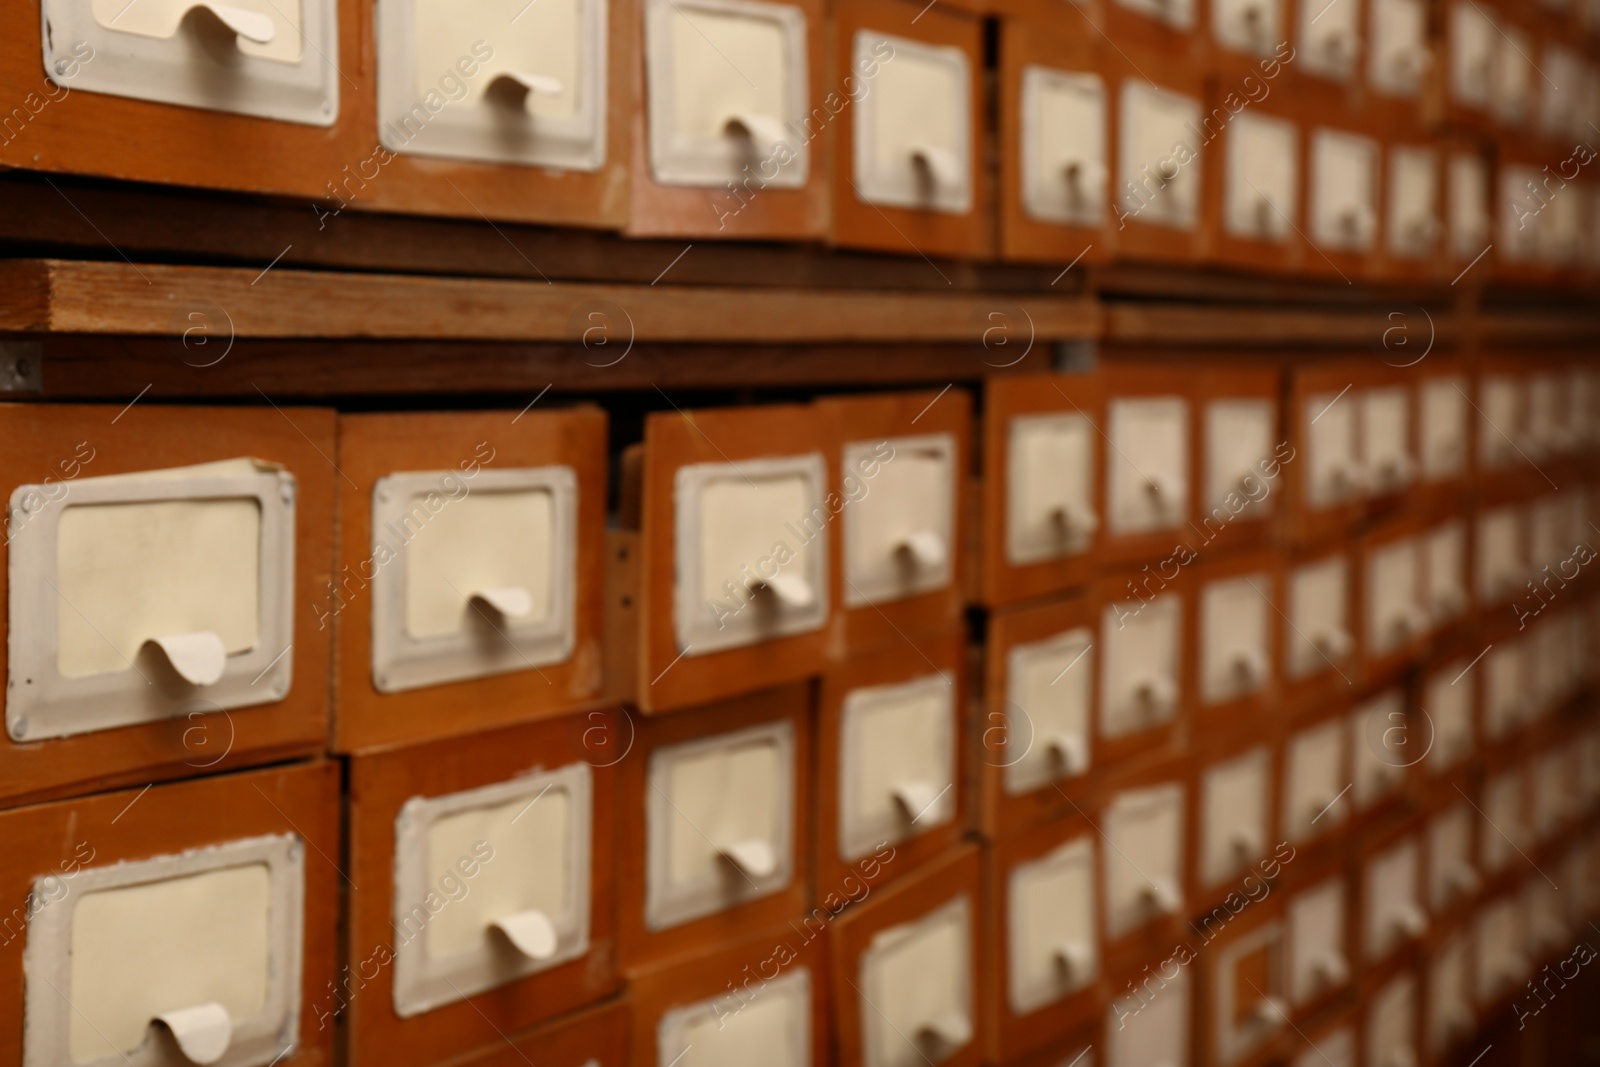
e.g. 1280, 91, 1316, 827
0, 259, 1101, 344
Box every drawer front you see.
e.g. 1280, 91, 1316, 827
0, 762, 338, 1067
1424, 661, 1474, 772
1006, 626, 1095, 794
1309, 129, 1378, 251
1386, 146, 1440, 258
1105, 965, 1190, 1067
1199, 747, 1271, 888
1106, 396, 1190, 535
1199, 575, 1272, 705
1103, 783, 1185, 936
859, 896, 976, 1066
659, 969, 814, 1066
1365, 537, 1424, 657
675, 454, 830, 653
1420, 375, 1465, 476
1118, 82, 1203, 230
1299, 0, 1360, 79
1021, 66, 1108, 227
1284, 719, 1347, 841
1007, 413, 1098, 565
1364, 839, 1425, 960
1304, 388, 1361, 508
645, 0, 810, 189
1215, 0, 1286, 54
1288, 878, 1349, 1005
1449, 1, 1496, 106
839, 674, 957, 856
1100, 594, 1182, 738
1286, 556, 1352, 679
1224, 112, 1299, 242
1480, 772, 1527, 873
1427, 804, 1477, 910
843, 433, 957, 605
1365, 973, 1419, 1067
1351, 692, 1406, 809
378, 0, 607, 170
1, 404, 333, 804
1368, 0, 1429, 96
1424, 520, 1468, 624
1448, 154, 1491, 259
1007, 837, 1098, 1014
648, 719, 797, 929
39, 0, 338, 123
852, 31, 973, 213
1475, 897, 1526, 1001
1204, 398, 1278, 515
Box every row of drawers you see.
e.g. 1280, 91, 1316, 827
5, 0, 1600, 283
2, 360, 1593, 800
0, 684, 1593, 1067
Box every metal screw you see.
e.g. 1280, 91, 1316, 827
279, 482, 295, 506
53, 60, 68, 76
9, 717, 26, 740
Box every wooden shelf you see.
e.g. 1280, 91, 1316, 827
0, 259, 1101, 343
1104, 302, 1462, 351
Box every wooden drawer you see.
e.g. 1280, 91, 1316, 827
1187, 725, 1283, 916
1096, 568, 1189, 766
816, 389, 971, 652
815, 628, 967, 897
1280, 698, 1353, 850
1286, 1007, 1357, 1067
1282, 848, 1354, 1020
1188, 548, 1283, 730
621, 404, 833, 712
616, 684, 812, 970
363, 0, 632, 228
1379, 131, 1446, 280
1413, 359, 1474, 505
1103, 948, 1196, 1067
1286, 361, 1367, 545
333, 408, 608, 752
0, 761, 338, 1067
343, 712, 621, 1067
980, 373, 1104, 608
1422, 922, 1476, 1065
980, 590, 1100, 838
1360, 966, 1422, 1067
1097, 752, 1191, 977
982, 815, 1103, 1063
996, 15, 1113, 266
831, 845, 985, 1067
1195, 894, 1290, 1067
1191, 365, 1285, 554
1203, 75, 1307, 276
629, 0, 829, 240
0, 0, 364, 199
1110, 49, 1212, 264
1358, 514, 1431, 684
1356, 816, 1430, 970
629, 923, 828, 1067
1350, 686, 1412, 818
1098, 365, 1197, 567
0, 402, 332, 806
1422, 794, 1480, 924
444, 998, 630, 1067
829, 0, 990, 258
1281, 543, 1359, 708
